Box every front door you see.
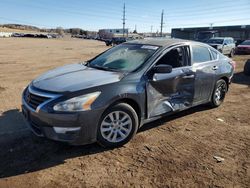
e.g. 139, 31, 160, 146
146, 46, 195, 118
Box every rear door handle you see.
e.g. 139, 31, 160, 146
212, 66, 218, 70
183, 74, 195, 79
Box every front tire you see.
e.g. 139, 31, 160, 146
97, 103, 139, 148
210, 79, 228, 107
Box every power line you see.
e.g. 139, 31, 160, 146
0, 0, 248, 26
0, 1, 249, 32
169, 18, 250, 28
2, 0, 248, 22
126, 0, 247, 15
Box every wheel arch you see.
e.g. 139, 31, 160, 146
108, 98, 142, 124
219, 76, 229, 91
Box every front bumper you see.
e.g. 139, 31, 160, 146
22, 94, 105, 145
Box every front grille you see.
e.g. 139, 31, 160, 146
24, 88, 50, 110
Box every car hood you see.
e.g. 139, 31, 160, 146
207, 43, 222, 46
32, 63, 124, 92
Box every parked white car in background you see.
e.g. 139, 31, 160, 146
206, 37, 236, 57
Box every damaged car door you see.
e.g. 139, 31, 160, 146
191, 45, 216, 104
146, 45, 195, 118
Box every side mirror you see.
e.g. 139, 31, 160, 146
153, 64, 172, 74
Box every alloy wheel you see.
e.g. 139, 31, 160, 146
100, 111, 132, 143
215, 82, 227, 104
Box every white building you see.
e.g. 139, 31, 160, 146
98, 28, 129, 39
0, 32, 12, 37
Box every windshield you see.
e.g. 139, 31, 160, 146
241, 40, 250, 45
207, 39, 224, 44
88, 44, 159, 72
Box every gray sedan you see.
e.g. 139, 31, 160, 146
22, 39, 234, 147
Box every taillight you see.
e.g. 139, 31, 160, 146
229, 60, 236, 70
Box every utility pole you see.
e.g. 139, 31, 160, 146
209, 23, 214, 30
122, 3, 126, 37
160, 10, 164, 37
151, 25, 153, 34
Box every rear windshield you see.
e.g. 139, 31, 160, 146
241, 40, 250, 45
89, 44, 159, 72
207, 39, 224, 44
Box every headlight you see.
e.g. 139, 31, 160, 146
217, 45, 222, 49
53, 92, 101, 112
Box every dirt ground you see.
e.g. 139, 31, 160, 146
0, 37, 249, 188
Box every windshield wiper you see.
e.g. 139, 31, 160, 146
88, 64, 120, 72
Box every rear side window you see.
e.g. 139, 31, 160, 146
210, 49, 218, 60
192, 45, 211, 63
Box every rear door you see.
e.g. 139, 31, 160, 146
191, 44, 216, 104
146, 45, 195, 118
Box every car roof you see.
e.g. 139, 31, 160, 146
125, 38, 191, 47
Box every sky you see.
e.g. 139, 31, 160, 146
0, 0, 249, 33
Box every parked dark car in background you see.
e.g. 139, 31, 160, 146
105, 37, 127, 46
22, 39, 234, 147
236, 40, 250, 54
104, 38, 112, 46
206, 37, 235, 57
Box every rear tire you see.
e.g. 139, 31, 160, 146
97, 103, 139, 148
210, 79, 228, 107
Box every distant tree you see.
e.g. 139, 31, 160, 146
70, 28, 81, 35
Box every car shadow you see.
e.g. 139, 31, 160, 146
0, 105, 211, 178
232, 71, 250, 86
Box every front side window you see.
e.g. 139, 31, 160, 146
210, 49, 218, 60
89, 44, 159, 72
192, 45, 211, 63
156, 46, 190, 68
